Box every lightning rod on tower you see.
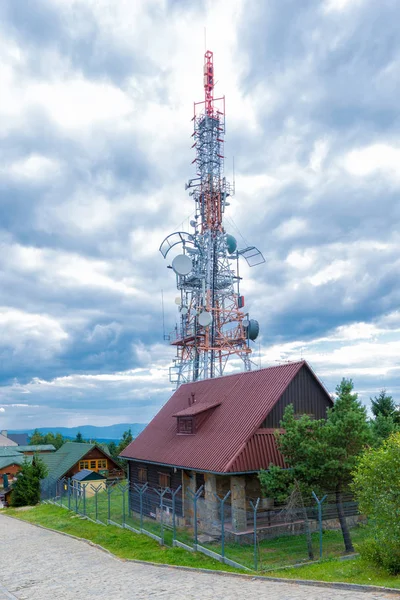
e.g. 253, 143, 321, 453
159, 50, 265, 386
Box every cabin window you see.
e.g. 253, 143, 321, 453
138, 467, 147, 484
90, 460, 96, 469
158, 472, 171, 489
79, 460, 89, 470
177, 417, 194, 434
97, 459, 107, 469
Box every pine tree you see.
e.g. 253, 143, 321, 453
11, 455, 48, 507
259, 378, 371, 553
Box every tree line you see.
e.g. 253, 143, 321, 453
28, 428, 134, 458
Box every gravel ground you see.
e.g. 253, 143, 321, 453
0, 515, 398, 600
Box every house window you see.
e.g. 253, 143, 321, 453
97, 459, 107, 469
158, 472, 171, 489
79, 460, 89, 470
138, 467, 147, 484
177, 417, 194, 434
90, 460, 96, 469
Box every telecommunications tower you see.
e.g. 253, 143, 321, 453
160, 50, 264, 386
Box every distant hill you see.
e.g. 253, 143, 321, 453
9, 423, 146, 441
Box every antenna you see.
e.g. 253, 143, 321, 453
159, 50, 265, 387
161, 290, 170, 341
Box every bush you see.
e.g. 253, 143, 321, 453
352, 432, 400, 574
360, 537, 400, 575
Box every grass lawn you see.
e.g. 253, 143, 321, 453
4, 504, 400, 590
266, 556, 400, 589
204, 526, 370, 571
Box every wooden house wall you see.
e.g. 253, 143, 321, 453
128, 461, 183, 517
262, 366, 332, 428
0, 463, 21, 478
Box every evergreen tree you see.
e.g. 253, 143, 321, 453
369, 390, 400, 445
117, 429, 133, 455
108, 441, 118, 460
29, 429, 46, 445
324, 379, 372, 552
75, 432, 84, 443
259, 378, 371, 553
370, 389, 399, 421
29, 430, 65, 449
11, 455, 48, 507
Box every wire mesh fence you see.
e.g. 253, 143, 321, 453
40, 477, 364, 572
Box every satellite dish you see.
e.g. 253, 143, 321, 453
190, 220, 196, 228
175, 297, 181, 305
198, 311, 212, 327
180, 306, 188, 316
242, 319, 250, 327
172, 254, 192, 276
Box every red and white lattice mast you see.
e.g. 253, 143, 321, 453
160, 50, 264, 386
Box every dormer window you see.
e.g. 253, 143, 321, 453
173, 400, 221, 435
177, 417, 194, 435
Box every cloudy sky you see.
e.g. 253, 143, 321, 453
1, 0, 400, 429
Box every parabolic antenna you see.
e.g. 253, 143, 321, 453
180, 306, 188, 316
172, 254, 192, 276
242, 318, 250, 327
198, 311, 212, 327
175, 297, 181, 305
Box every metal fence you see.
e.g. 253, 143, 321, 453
41, 478, 363, 572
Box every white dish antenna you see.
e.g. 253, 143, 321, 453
172, 254, 192, 276
180, 306, 188, 316
175, 297, 181, 305
242, 318, 250, 327
198, 311, 212, 327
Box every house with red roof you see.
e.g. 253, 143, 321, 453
121, 360, 333, 532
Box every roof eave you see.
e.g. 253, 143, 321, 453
122, 456, 268, 476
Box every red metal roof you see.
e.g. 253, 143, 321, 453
121, 361, 329, 473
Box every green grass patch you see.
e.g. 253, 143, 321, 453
213, 526, 370, 571
5, 504, 400, 589
266, 555, 400, 589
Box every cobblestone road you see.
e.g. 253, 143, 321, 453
0, 515, 398, 600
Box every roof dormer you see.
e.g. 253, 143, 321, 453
173, 399, 221, 435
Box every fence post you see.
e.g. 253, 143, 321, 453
312, 491, 327, 559
122, 484, 128, 526
172, 485, 182, 543
152, 487, 171, 545
108, 485, 112, 522
215, 491, 231, 561
133, 483, 148, 531
250, 498, 260, 570
83, 484, 86, 516
67, 478, 71, 510
190, 485, 204, 547
75, 483, 78, 513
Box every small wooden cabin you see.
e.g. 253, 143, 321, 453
121, 361, 333, 531
71, 469, 107, 497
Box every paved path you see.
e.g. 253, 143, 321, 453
0, 515, 398, 600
